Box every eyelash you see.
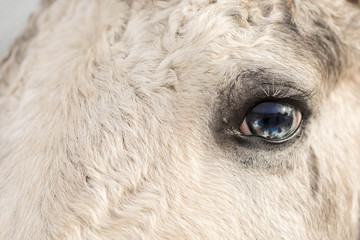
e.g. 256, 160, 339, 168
256, 83, 313, 102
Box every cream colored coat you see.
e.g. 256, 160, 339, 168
0, 0, 360, 239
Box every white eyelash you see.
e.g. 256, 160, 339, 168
259, 83, 303, 99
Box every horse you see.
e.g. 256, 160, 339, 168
0, 0, 359, 239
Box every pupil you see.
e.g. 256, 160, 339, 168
246, 102, 298, 140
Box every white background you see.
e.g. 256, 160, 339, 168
0, 0, 40, 58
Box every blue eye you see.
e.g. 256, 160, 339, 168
239, 102, 302, 142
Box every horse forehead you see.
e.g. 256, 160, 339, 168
166, 0, 345, 85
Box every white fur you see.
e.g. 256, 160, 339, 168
0, 0, 359, 239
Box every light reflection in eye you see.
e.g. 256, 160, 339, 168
239, 102, 302, 142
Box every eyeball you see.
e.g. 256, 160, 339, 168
239, 102, 302, 143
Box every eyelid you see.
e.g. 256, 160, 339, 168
240, 83, 313, 122
256, 83, 314, 102
234, 68, 316, 113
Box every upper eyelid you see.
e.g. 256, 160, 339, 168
255, 82, 316, 102
236, 67, 315, 92
233, 68, 317, 103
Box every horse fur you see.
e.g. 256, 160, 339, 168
0, 0, 360, 239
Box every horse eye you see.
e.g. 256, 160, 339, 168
239, 102, 302, 142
